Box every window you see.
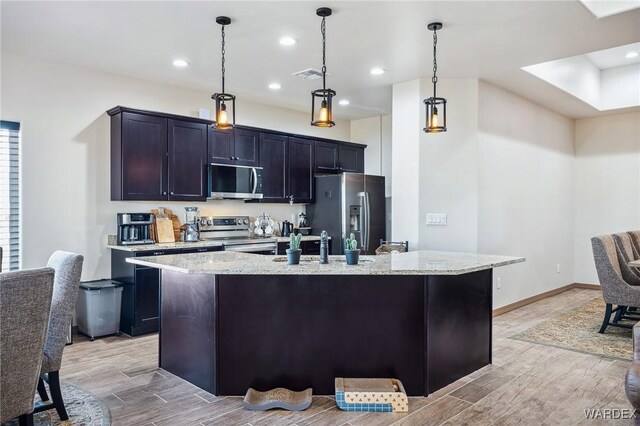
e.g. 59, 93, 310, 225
0, 121, 20, 271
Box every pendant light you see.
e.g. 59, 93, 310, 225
423, 22, 447, 133
311, 7, 336, 127
211, 16, 235, 129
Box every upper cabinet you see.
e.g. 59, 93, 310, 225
208, 128, 259, 167
109, 106, 366, 203
109, 107, 209, 202
315, 141, 364, 174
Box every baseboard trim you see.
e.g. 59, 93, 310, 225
492, 282, 600, 317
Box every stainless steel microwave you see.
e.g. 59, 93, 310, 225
208, 164, 264, 200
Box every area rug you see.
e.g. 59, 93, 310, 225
7, 382, 111, 425
510, 297, 633, 361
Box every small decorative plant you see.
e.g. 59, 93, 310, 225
345, 233, 358, 251
344, 233, 360, 265
286, 233, 303, 265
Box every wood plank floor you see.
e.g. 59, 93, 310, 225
60, 288, 636, 425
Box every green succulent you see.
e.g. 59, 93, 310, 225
289, 233, 302, 251
345, 233, 358, 251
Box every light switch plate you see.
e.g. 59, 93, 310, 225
426, 213, 447, 226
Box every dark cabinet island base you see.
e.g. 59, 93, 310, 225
159, 269, 492, 396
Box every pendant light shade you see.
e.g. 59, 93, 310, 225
311, 7, 336, 127
212, 16, 235, 129
423, 22, 447, 133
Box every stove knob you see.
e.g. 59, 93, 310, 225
207, 219, 213, 226
237, 218, 243, 224
200, 219, 207, 226
243, 218, 249, 225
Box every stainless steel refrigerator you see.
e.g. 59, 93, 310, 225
307, 173, 386, 255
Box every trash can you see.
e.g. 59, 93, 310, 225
76, 279, 123, 341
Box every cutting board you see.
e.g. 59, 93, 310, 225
152, 208, 178, 243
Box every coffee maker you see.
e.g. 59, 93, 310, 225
117, 213, 155, 245
183, 207, 200, 242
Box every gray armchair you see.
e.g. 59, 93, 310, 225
34, 251, 83, 421
592, 235, 640, 333
612, 233, 640, 285
0, 268, 54, 426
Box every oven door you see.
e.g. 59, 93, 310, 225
223, 243, 277, 255
209, 164, 263, 200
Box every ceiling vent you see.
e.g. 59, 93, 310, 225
292, 68, 324, 80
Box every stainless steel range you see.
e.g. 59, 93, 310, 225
199, 216, 277, 255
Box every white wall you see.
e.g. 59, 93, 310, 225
391, 80, 422, 250
477, 81, 575, 308
574, 111, 640, 284
419, 79, 479, 253
1, 53, 350, 280
600, 64, 640, 111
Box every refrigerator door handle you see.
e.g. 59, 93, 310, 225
358, 191, 371, 253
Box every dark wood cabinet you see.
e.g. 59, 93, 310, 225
116, 112, 168, 200
208, 128, 234, 165
339, 144, 365, 173
315, 141, 339, 173
111, 245, 223, 336
234, 129, 260, 166
315, 141, 365, 174
110, 107, 210, 201
260, 133, 288, 201
288, 138, 315, 203
168, 119, 208, 201
277, 239, 330, 255
209, 128, 259, 167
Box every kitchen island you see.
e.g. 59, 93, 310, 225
128, 251, 524, 396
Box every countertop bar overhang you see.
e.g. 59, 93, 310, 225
127, 250, 524, 397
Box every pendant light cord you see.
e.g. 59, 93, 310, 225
321, 16, 327, 91
432, 28, 438, 98
221, 24, 226, 94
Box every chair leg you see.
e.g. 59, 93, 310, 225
600, 303, 613, 333
18, 413, 34, 426
614, 305, 627, 323
37, 376, 49, 402
48, 371, 68, 421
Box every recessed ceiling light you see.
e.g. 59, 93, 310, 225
626, 51, 639, 59
172, 59, 189, 67
370, 67, 385, 75
268, 83, 282, 90
338, 99, 350, 106
279, 36, 297, 46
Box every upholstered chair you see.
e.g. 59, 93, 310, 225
0, 268, 54, 426
628, 231, 640, 259
612, 233, 640, 285
34, 251, 84, 421
591, 235, 640, 333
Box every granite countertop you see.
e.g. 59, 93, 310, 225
126, 250, 525, 276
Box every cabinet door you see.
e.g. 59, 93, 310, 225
288, 138, 315, 203
234, 129, 260, 166
301, 240, 321, 255
168, 119, 208, 201
315, 141, 339, 173
339, 145, 365, 173
121, 112, 168, 200
259, 133, 288, 201
134, 267, 160, 333
277, 242, 288, 255
208, 128, 234, 164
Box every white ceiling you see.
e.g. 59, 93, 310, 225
585, 42, 640, 69
2, 1, 639, 120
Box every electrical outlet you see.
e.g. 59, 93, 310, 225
496, 277, 502, 289
556, 264, 560, 274
426, 213, 447, 226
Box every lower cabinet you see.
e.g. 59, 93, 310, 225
111, 245, 223, 336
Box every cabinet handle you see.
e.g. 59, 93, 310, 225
153, 251, 164, 256
162, 191, 167, 196
230, 156, 234, 160
236, 157, 240, 160
170, 191, 174, 195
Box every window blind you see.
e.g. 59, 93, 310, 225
0, 121, 20, 271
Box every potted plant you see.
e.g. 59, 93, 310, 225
344, 233, 360, 265
286, 233, 302, 265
